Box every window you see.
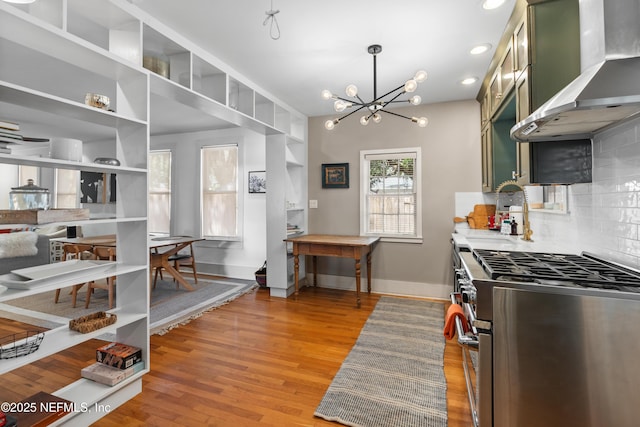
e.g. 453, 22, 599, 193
18, 165, 39, 186
149, 150, 172, 235
360, 147, 422, 242
55, 169, 79, 208
201, 144, 238, 239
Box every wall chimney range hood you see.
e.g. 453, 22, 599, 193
511, 0, 640, 142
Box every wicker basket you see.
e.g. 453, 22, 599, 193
69, 311, 117, 334
255, 261, 267, 287
0, 330, 45, 359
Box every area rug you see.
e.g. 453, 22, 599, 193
0, 277, 258, 336
314, 296, 447, 427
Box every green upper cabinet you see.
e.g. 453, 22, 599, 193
478, 0, 581, 192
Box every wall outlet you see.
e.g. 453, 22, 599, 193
309, 200, 318, 208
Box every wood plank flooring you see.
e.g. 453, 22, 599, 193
0, 285, 472, 426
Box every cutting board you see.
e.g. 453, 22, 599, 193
466, 204, 496, 229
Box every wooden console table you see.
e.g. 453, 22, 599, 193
284, 234, 380, 308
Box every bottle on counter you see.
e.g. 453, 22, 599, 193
511, 218, 518, 236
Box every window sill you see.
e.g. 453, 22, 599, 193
199, 237, 243, 249
362, 235, 423, 244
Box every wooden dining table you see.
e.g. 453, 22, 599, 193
148, 236, 202, 291
55, 234, 202, 291
284, 234, 380, 308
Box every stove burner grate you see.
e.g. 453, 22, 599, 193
474, 249, 640, 290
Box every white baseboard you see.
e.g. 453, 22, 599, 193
302, 273, 451, 300
196, 262, 256, 281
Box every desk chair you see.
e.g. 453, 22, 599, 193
85, 246, 116, 309
54, 243, 93, 307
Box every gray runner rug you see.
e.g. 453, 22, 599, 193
315, 296, 447, 427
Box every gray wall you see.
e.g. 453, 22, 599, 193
307, 100, 481, 298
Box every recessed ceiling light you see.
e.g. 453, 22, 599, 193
470, 44, 492, 55
483, 0, 506, 10
2, 0, 37, 3
461, 77, 478, 85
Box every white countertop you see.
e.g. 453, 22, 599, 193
452, 228, 578, 254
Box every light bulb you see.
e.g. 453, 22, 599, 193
412, 117, 428, 127
404, 79, 418, 93
334, 100, 347, 112
414, 70, 428, 83
360, 116, 369, 126
325, 119, 337, 130
321, 89, 333, 100
409, 95, 422, 105
345, 84, 358, 97
372, 113, 382, 124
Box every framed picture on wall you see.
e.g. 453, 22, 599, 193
248, 170, 266, 193
80, 172, 116, 203
322, 163, 349, 188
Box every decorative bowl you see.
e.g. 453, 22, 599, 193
94, 157, 120, 166
85, 93, 110, 110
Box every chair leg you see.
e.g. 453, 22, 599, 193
71, 284, 84, 308
85, 282, 94, 309
54, 288, 61, 303
153, 267, 161, 289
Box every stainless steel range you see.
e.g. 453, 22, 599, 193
451, 246, 640, 427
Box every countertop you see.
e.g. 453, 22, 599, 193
452, 228, 578, 254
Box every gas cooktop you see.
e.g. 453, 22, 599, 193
473, 249, 640, 292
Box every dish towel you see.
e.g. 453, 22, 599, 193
443, 303, 469, 340
0, 231, 38, 259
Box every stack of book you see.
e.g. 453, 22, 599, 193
81, 342, 144, 386
286, 223, 301, 235
0, 119, 50, 156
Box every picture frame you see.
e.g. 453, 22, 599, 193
80, 172, 116, 203
322, 163, 349, 188
248, 170, 266, 193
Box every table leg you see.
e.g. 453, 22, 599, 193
355, 258, 361, 308
293, 254, 299, 295
162, 258, 194, 291
313, 255, 318, 287
367, 251, 373, 293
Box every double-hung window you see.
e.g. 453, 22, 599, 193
149, 150, 172, 235
360, 147, 422, 242
200, 144, 239, 240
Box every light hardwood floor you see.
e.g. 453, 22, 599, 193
0, 285, 472, 426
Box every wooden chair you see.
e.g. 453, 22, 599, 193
54, 243, 93, 308
85, 246, 116, 309
168, 242, 197, 285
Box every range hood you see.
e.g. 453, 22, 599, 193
511, 0, 640, 142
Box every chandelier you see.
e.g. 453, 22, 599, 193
322, 44, 428, 130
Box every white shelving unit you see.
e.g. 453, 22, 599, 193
266, 126, 308, 298
0, 1, 148, 425
0, 0, 308, 419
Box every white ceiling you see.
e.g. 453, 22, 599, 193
132, 0, 517, 118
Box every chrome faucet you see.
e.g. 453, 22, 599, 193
495, 180, 533, 241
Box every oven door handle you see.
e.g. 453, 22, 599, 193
450, 293, 479, 349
